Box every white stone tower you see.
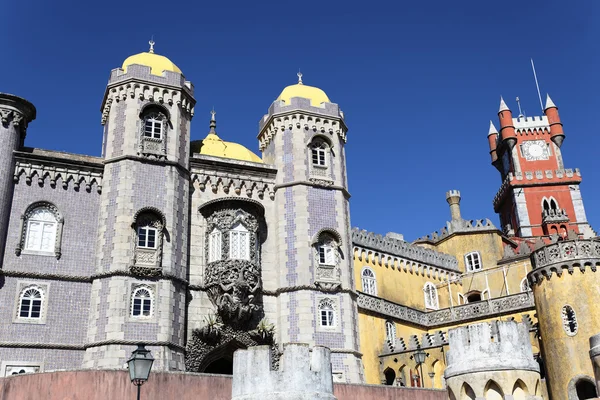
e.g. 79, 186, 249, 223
83, 44, 195, 370
257, 76, 363, 382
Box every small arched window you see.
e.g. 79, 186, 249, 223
318, 298, 335, 327
385, 320, 396, 348
311, 140, 328, 167
138, 224, 157, 249
361, 267, 377, 295
466, 291, 482, 303
465, 252, 482, 272
230, 222, 250, 260
144, 114, 164, 139
520, 278, 530, 292
423, 282, 439, 310
131, 286, 153, 317
561, 305, 578, 336
318, 242, 335, 266
139, 106, 169, 159
18, 286, 43, 319
132, 208, 165, 271
208, 228, 222, 262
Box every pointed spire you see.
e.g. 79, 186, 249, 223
488, 120, 498, 136
498, 96, 510, 112
209, 109, 217, 133
545, 94, 557, 110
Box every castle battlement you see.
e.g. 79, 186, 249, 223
513, 115, 549, 132
232, 344, 336, 400
445, 321, 539, 378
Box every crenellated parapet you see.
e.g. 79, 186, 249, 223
13, 149, 104, 193
415, 218, 498, 243
513, 115, 550, 134
528, 239, 600, 284
493, 168, 582, 211
232, 344, 336, 400
352, 228, 459, 273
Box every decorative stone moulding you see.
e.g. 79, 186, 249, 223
528, 239, 600, 285
191, 172, 275, 200
13, 161, 103, 194
493, 169, 582, 210
0, 93, 36, 135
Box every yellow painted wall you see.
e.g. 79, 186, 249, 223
533, 270, 600, 399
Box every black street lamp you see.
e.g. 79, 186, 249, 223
412, 347, 427, 388
127, 344, 154, 400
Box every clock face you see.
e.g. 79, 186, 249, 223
521, 140, 550, 161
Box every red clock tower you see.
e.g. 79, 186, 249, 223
488, 95, 595, 239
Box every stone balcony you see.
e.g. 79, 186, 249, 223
529, 239, 600, 284
541, 209, 569, 224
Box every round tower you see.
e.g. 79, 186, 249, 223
445, 321, 542, 399
83, 43, 195, 371
529, 239, 600, 399
0, 94, 36, 263
257, 74, 363, 383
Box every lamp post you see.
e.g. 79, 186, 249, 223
127, 344, 154, 400
413, 347, 427, 388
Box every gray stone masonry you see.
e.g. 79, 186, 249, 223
232, 343, 337, 400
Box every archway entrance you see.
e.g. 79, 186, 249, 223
576, 380, 597, 399
383, 367, 396, 385
204, 357, 233, 375
198, 340, 247, 375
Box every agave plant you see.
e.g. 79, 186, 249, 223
198, 314, 223, 343
253, 318, 275, 344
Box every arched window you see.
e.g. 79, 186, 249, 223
208, 228, 222, 262
562, 305, 578, 336
385, 320, 396, 348
18, 286, 43, 319
318, 242, 335, 266
361, 267, 377, 295
144, 114, 164, 139
466, 291, 482, 303
520, 278, 530, 292
17, 202, 64, 259
464, 252, 482, 272
229, 222, 250, 260
137, 224, 157, 249
318, 298, 335, 327
423, 282, 439, 310
132, 208, 165, 271
139, 106, 169, 159
550, 198, 558, 211
131, 286, 153, 317
311, 140, 328, 167
543, 198, 550, 211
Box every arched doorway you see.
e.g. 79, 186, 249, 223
198, 340, 247, 375
575, 380, 597, 399
383, 367, 396, 385
204, 357, 234, 374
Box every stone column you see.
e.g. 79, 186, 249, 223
0, 93, 35, 265
589, 333, 600, 397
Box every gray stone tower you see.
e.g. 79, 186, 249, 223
82, 47, 195, 370
0, 94, 36, 264
257, 79, 363, 382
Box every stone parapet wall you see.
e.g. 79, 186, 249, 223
529, 239, 600, 284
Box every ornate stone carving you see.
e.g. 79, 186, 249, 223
138, 111, 168, 160
13, 160, 103, 193
529, 239, 600, 284
309, 178, 334, 187
205, 209, 262, 325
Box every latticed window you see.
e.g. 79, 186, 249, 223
362, 267, 377, 295
319, 299, 335, 327
208, 228, 222, 262
230, 223, 250, 260
385, 321, 396, 347
131, 287, 153, 317
423, 282, 439, 310
25, 208, 57, 252
318, 243, 335, 265
18, 287, 43, 319
144, 116, 163, 139
465, 252, 482, 272
137, 226, 157, 249
311, 141, 327, 167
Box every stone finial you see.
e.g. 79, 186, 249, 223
232, 344, 337, 400
445, 190, 462, 221
209, 109, 216, 133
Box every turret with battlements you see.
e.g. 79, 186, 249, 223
232, 344, 337, 400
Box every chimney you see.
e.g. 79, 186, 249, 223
446, 190, 462, 221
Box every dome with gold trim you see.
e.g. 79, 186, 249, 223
191, 112, 262, 163
122, 41, 182, 76
276, 73, 330, 106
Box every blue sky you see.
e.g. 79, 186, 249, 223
2, 0, 598, 241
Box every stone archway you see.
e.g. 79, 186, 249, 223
198, 339, 248, 375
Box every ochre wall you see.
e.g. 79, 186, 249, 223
533, 269, 600, 399
0, 370, 448, 400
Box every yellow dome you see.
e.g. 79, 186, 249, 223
276, 83, 330, 106
196, 133, 263, 163
122, 52, 182, 76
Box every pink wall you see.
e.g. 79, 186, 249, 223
0, 370, 447, 400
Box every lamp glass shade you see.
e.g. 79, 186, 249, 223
414, 350, 426, 365
127, 344, 154, 382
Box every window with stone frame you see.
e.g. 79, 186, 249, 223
208, 228, 222, 262
361, 267, 377, 295
465, 251, 482, 272
139, 106, 169, 159
229, 222, 250, 260
423, 282, 439, 310
318, 298, 336, 327
318, 242, 335, 266
309, 137, 332, 180
16, 202, 64, 259
131, 208, 165, 274
18, 286, 44, 320
131, 286, 153, 318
